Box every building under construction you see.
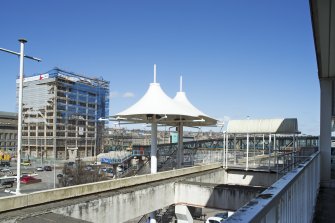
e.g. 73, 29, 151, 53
18, 68, 109, 159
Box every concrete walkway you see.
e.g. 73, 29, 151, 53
314, 187, 335, 223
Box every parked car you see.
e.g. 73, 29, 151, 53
57, 173, 63, 178
84, 166, 94, 171
0, 177, 15, 188
21, 161, 31, 166
36, 167, 44, 171
20, 176, 42, 184
117, 165, 126, 173
66, 162, 76, 168
206, 216, 225, 223
100, 167, 107, 172
0, 161, 10, 167
43, 166, 52, 171
101, 167, 114, 177
0, 168, 13, 175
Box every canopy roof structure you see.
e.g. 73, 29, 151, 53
113, 64, 212, 174
113, 68, 219, 126
226, 118, 299, 134
173, 76, 217, 126
310, 0, 335, 80
114, 82, 198, 124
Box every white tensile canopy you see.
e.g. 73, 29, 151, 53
172, 76, 218, 168
113, 65, 200, 174
173, 77, 217, 127
114, 82, 198, 124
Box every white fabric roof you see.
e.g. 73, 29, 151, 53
173, 91, 217, 126
226, 118, 299, 134
114, 83, 198, 124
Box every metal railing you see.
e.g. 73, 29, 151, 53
225, 151, 320, 223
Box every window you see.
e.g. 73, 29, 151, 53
56, 132, 65, 137
68, 133, 75, 137
57, 99, 66, 104
57, 92, 66, 97
78, 120, 86, 125
68, 100, 76, 105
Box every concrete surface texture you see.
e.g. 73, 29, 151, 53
313, 186, 335, 223
0, 164, 278, 223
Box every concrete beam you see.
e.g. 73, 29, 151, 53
175, 181, 266, 210
175, 205, 193, 223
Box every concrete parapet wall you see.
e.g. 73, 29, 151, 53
186, 167, 278, 187
53, 182, 176, 222
175, 182, 265, 210
225, 169, 278, 187
0, 163, 221, 213
0, 163, 281, 222
186, 167, 225, 184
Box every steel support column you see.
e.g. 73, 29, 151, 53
319, 79, 332, 182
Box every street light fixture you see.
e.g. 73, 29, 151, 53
0, 39, 42, 195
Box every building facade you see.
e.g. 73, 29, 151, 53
0, 111, 17, 154
17, 68, 109, 159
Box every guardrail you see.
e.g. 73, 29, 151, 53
225, 151, 320, 223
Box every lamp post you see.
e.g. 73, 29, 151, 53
0, 39, 41, 195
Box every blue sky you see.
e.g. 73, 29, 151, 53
0, 0, 319, 134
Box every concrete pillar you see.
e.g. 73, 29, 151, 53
175, 205, 193, 223
319, 79, 332, 182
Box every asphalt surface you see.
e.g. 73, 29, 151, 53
0, 163, 62, 197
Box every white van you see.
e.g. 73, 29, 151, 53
206, 216, 225, 223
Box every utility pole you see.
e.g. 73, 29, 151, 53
0, 39, 41, 195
